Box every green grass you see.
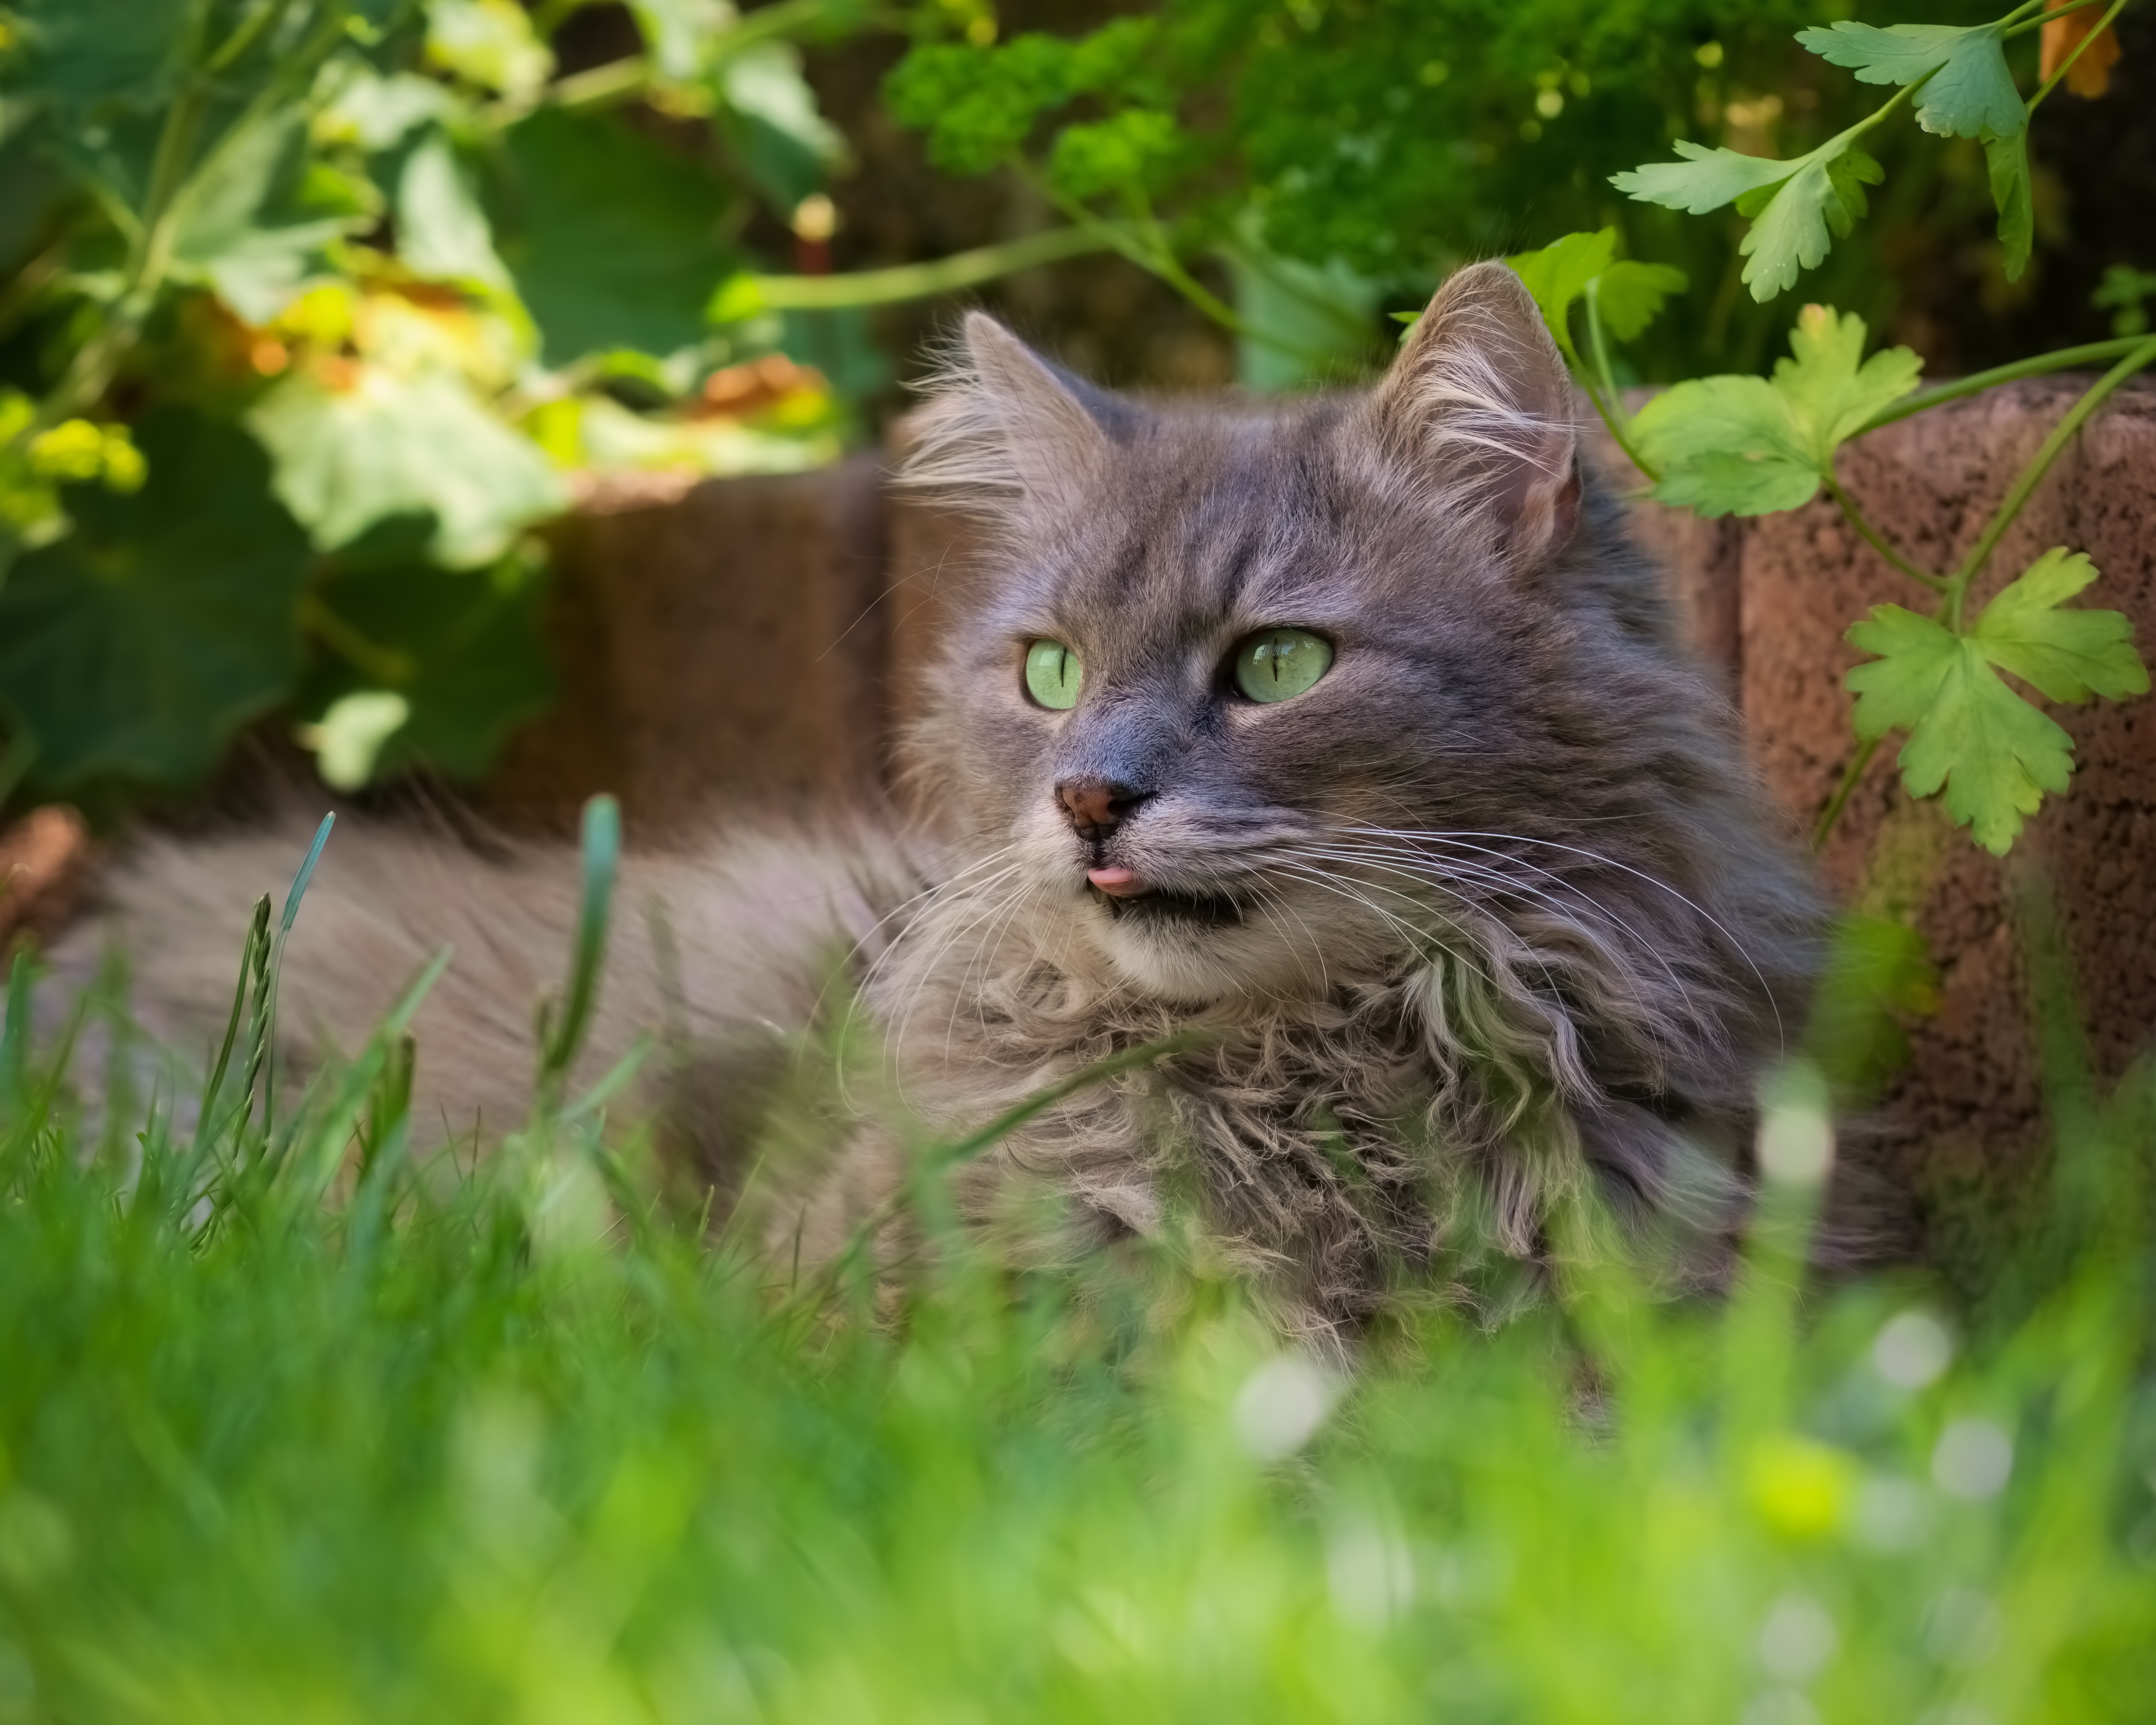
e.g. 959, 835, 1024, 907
0, 812, 2151, 1724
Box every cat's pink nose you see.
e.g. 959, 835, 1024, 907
1056, 778, 1144, 837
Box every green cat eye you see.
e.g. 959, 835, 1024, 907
1233, 628, 1334, 703
1024, 639, 1083, 710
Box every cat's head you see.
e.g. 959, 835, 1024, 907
900, 262, 1696, 1006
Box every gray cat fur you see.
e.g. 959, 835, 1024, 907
61, 263, 1829, 1346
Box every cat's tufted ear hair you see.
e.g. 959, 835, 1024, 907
898, 311, 1120, 522
1370, 261, 1581, 572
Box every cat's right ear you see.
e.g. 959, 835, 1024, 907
1369, 262, 1582, 574
899, 312, 1115, 522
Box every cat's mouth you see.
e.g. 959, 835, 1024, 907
1088, 881, 1249, 928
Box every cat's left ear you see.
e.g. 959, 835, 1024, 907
1371, 261, 1581, 573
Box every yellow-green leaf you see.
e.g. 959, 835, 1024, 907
1631, 306, 1919, 517
1844, 550, 2148, 853
1970, 548, 2150, 705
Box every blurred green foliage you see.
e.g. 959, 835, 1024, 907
0, 0, 868, 812
0, 819, 2150, 1720
886, 0, 2047, 384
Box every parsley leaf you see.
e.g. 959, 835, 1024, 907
1795, 22, 2025, 141
1614, 126, 1883, 301
1630, 376, 1818, 515
1773, 303, 1925, 466
1610, 141, 1791, 214
1845, 550, 2150, 853
1507, 229, 1620, 349
1630, 306, 1920, 516
1595, 260, 1692, 342
1984, 130, 2033, 282
1505, 229, 1686, 359
1971, 549, 2150, 704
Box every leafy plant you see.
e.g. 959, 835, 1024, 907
874, 0, 2037, 387
1489, 0, 2148, 862
0, 0, 871, 809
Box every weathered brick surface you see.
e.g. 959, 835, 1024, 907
485, 455, 890, 838
1737, 381, 2156, 1204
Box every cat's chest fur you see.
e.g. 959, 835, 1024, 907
869, 913, 1610, 1331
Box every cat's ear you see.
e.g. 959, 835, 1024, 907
1371, 261, 1581, 572
900, 311, 1115, 521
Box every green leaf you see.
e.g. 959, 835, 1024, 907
301, 548, 556, 784
1984, 130, 2033, 284
627, 0, 737, 83
1630, 377, 1819, 517
1795, 22, 2024, 141
0, 408, 309, 790
1846, 610, 2068, 854
1771, 303, 1924, 466
8, 0, 190, 113
1736, 144, 1881, 302
1505, 229, 1614, 354
883, 38, 1078, 178
495, 106, 739, 365
1593, 260, 1690, 343
425, 0, 552, 103
396, 130, 510, 291
717, 41, 846, 210
1969, 549, 2150, 705
1615, 129, 1883, 302
1845, 551, 2148, 853
1225, 213, 1377, 393
1609, 140, 1792, 214
247, 367, 567, 569
317, 66, 460, 152
1048, 109, 1184, 203
167, 110, 368, 323
1630, 306, 1920, 516
1504, 230, 1686, 355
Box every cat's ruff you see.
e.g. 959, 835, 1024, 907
71, 263, 1828, 1344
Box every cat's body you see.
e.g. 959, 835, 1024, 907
66, 265, 1829, 1343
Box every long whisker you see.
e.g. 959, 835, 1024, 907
825, 841, 1025, 1035
1335, 823, 1784, 1052
868, 859, 1035, 1097
1267, 862, 1498, 997
1285, 839, 1701, 1028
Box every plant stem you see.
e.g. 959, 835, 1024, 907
1825, 479, 1948, 593
548, 56, 651, 111
2026, 0, 2131, 110
1813, 737, 1882, 850
1855, 338, 2145, 434
1580, 279, 1659, 481
737, 226, 1125, 311
207, 0, 299, 72
1012, 159, 1333, 369
1946, 333, 2156, 625
29, 78, 210, 431
2003, 0, 2108, 36
546, 0, 848, 111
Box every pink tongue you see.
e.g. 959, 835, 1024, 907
1087, 866, 1143, 897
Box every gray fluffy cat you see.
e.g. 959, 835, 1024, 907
72, 263, 1827, 1343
